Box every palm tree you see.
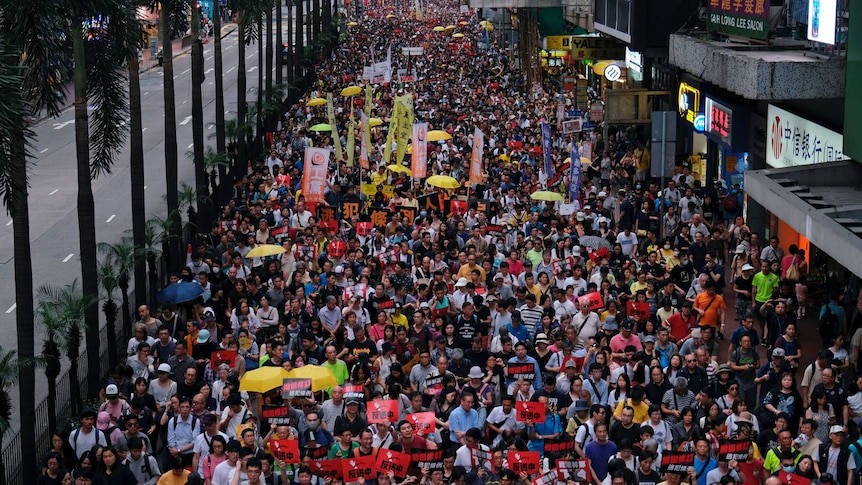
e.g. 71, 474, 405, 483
293, 0, 303, 82
0, 349, 20, 481
190, 3, 208, 228
36, 303, 64, 437
189, 146, 230, 196
275, 0, 283, 86
0, 1, 73, 474
142, 212, 181, 305
97, 239, 136, 342
37, 281, 98, 415
99, 263, 121, 369
212, 0, 227, 199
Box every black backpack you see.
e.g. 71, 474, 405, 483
819, 304, 838, 341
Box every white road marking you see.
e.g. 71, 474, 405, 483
142, 127, 148, 132
208, 82, 213, 85
49, 189, 59, 195
226, 67, 235, 73
5, 220, 12, 226
62, 253, 74, 263
182, 100, 187, 104
53, 120, 73, 130
144, 92, 149, 96
5, 304, 15, 314
144, 185, 148, 190
181, 69, 191, 75
179, 116, 192, 126
247, 66, 258, 73
106, 214, 116, 223
188, 143, 194, 149
206, 56, 213, 61
40, 148, 49, 153
247, 54, 254, 59
205, 68, 214, 74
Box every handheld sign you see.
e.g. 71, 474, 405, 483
425, 374, 445, 396
577, 292, 604, 311
470, 447, 491, 469
375, 448, 411, 478
777, 471, 811, 485
343, 384, 366, 401
659, 451, 694, 475
588, 247, 610, 263
342, 455, 376, 482
302, 446, 329, 460
544, 439, 577, 455
718, 440, 749, 462
508, 451, 541, 475
309, 459, 343, 479
238, 337, 253, 351
367, 399, 399, 424
281, 378, 313, 399
556, 459, 590, 483
270, 439, 300, 464
532, 470, 557, 485
515, 401, 547, 423
210, 349, 237, 370
411, 450, 444, 471
506, 363, 536, 382
260, 405, 292, 428
407, 412, 436, 434
627, 301, 650, 321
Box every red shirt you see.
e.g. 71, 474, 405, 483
666, 312, 697, 342
736, 458, 765, 485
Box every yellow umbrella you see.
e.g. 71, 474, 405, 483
530, 190, 565, 202
368, 118, 383, 127
387, 164, 412, 175
479, 20, 493, 31
433, 26, 446, 32
307, 97, 326, 107
580, 156, 592, 165
287, 365, 337, 392
385, 14, 395, 18
347, 21, 358, 26
592, 61, 610, 76
245, 244, 286, 258
445, 25, 456, 30
310, 123, 332, 132
452, 33, 465, 38
426, 175, 460, 189
341, 85, 362, 96
459, 21, 469, 26
240, 367, 292, 393
426, 130, 452, 141
499, 153, 510, 162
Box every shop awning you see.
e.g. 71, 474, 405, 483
745, 161, 862, 277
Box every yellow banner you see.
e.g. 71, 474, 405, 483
395, 95, 414, 166
346, 104, 355, 167
326, 93, 343, 162
381, 184, 395, 198
383, 101, 400, 166
360, 183, 378, 197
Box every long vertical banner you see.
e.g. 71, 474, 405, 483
395, 95, 414, 166
359, 112, 370, 169
412, 122, 428, 178
542, 122, 554, 180
383, 102, 400, 166
568, 141, 581, 200
346, 104, 355, 167
469, 127, 484, 185
326, 93, 343, 162
302, 147, 331, 203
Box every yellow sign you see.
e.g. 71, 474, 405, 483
678, 82, 701, 124
361, 183, 378, 197
545, 36, 572, 50
381, 185, 395, 198
569, 36, 625, 61
239, 337, 252, 351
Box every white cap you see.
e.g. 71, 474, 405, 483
598, 191, 607, 198
158, 363, 172, 373
576, 212, 585, 221
741, 263, 755, 271
105, 384, 118, 396
455, 277, 469, 287
334, 266, 344, 274
573, 245, 582, 255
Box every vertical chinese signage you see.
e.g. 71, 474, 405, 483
707, 0, 770, 40
766, 104, 848, 168
705, 97, 733, 146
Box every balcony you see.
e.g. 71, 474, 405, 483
669, 34, 846, 100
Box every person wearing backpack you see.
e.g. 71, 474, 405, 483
69, 408, 108, 459
819, 293, 847, 349
192, 414, 228, 474
123, 437, 162, 485
167, 397, 202, 469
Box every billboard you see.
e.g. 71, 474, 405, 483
707, 0, 770, 40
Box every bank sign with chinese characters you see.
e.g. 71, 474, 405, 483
707, 0, 770, 40
767, 104, 848, 168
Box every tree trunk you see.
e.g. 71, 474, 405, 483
191, 7, 209, 228
68, 328, 81, 414
312, 0, 320, 49
294, 0, 304, 82
305, 0, 312, 59
286, 0, 293, 85
11, 135, 36, 480
162, 5, 181, 268
275, 0, 283, 87
213, 2, 229, 201
73, 27, 101, 397
148, 255, 159, 310
129, 56, 147, 310
104, 299, 118, 369
235, 16, 248, 183
256, 18, 264, 155
266, 3, 274, 102
119, 278, 132, 342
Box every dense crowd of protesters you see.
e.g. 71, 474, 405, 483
34, 1, 862, 485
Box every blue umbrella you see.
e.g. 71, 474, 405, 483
158, 281, 204, 304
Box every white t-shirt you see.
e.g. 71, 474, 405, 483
69, 426, 108, 458
617, 232, 638, 257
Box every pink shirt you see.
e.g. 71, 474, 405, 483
609, 332, 643, 354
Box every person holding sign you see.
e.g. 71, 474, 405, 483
525, 396, 562, 457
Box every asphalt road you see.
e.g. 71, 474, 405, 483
0, 5, 307, 430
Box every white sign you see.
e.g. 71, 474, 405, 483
604, 64, 622, 82
625, 47, 643, 74
766, 104, 847, 168
808, 0, 837, 45
401, 47, 424, 56
562, 119, 582, 134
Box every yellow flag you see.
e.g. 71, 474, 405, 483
395, 95, 414, 166
346, 104, 355, 167
363, 85, 373, 166
326, 93, 343, 162
383, 101, 400, 166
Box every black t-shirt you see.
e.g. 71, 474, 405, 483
670, 264, 695, 292
346, 338, 378, 363
531, 389, 572, 415
635, 467, 661, 485
734, 275, 753, 302
456, 315, 481, 344
645, 262, 666, 281
609, 420, 642, 449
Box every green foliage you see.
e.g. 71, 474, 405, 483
0, 41, 33, 212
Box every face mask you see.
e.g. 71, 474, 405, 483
782, 466, 795, 473
682, 260, 689, 266
673, 251, 679, 257
307, 421, 320, 430
496, 243, 505, 251
420, 211, 428, 217
664, 244, 671, 250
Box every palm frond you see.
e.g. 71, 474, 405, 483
178, 182, 197, 210
36, 280, 99, 332
0, 40, 34, 212
98, 262, 119, 299
85, 26, 129, 177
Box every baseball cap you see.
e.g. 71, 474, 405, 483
203, 306, 216, 322
565, 360, 577, 369
741, 263, 755, 271
829, 425, 845, 434
105, 384, 119, 397
157, 363, 172, 373
620, 319, 635, 331
643, 335, 657, 344
455, 277, 469, 287
535, 333, 550, 345
576, 212, 585, 221
197, 329, 210, 344
735, 245, 747, 254
334, 266, 344, 274
772, 348, 786, 358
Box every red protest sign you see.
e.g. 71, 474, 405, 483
515, 401, 547, 423
411, 449, 444, 470
210, 349, 237, 370
310, 459, 343, 479
588, 247, 610, 263
470, 447, 491, 469
626, 301, 650, 321
577, 292, 604, 311
544, 439, 576, 455
367, 399, 399, 424
556, 459, 590, 483
281, 378, 313, 398
777, 471, 811, 485
342, 455, 376, 482
302, 446, 329, 461
270, 439, 300, 464
718, 439, 750, 462
659, 451, 694, 475
532, 470, 557, 485
356, 221, 374, 236
407, 412, 436, 435
375, 448, 411, 478
343, 384, 366, 400
509, 451, 541, 475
